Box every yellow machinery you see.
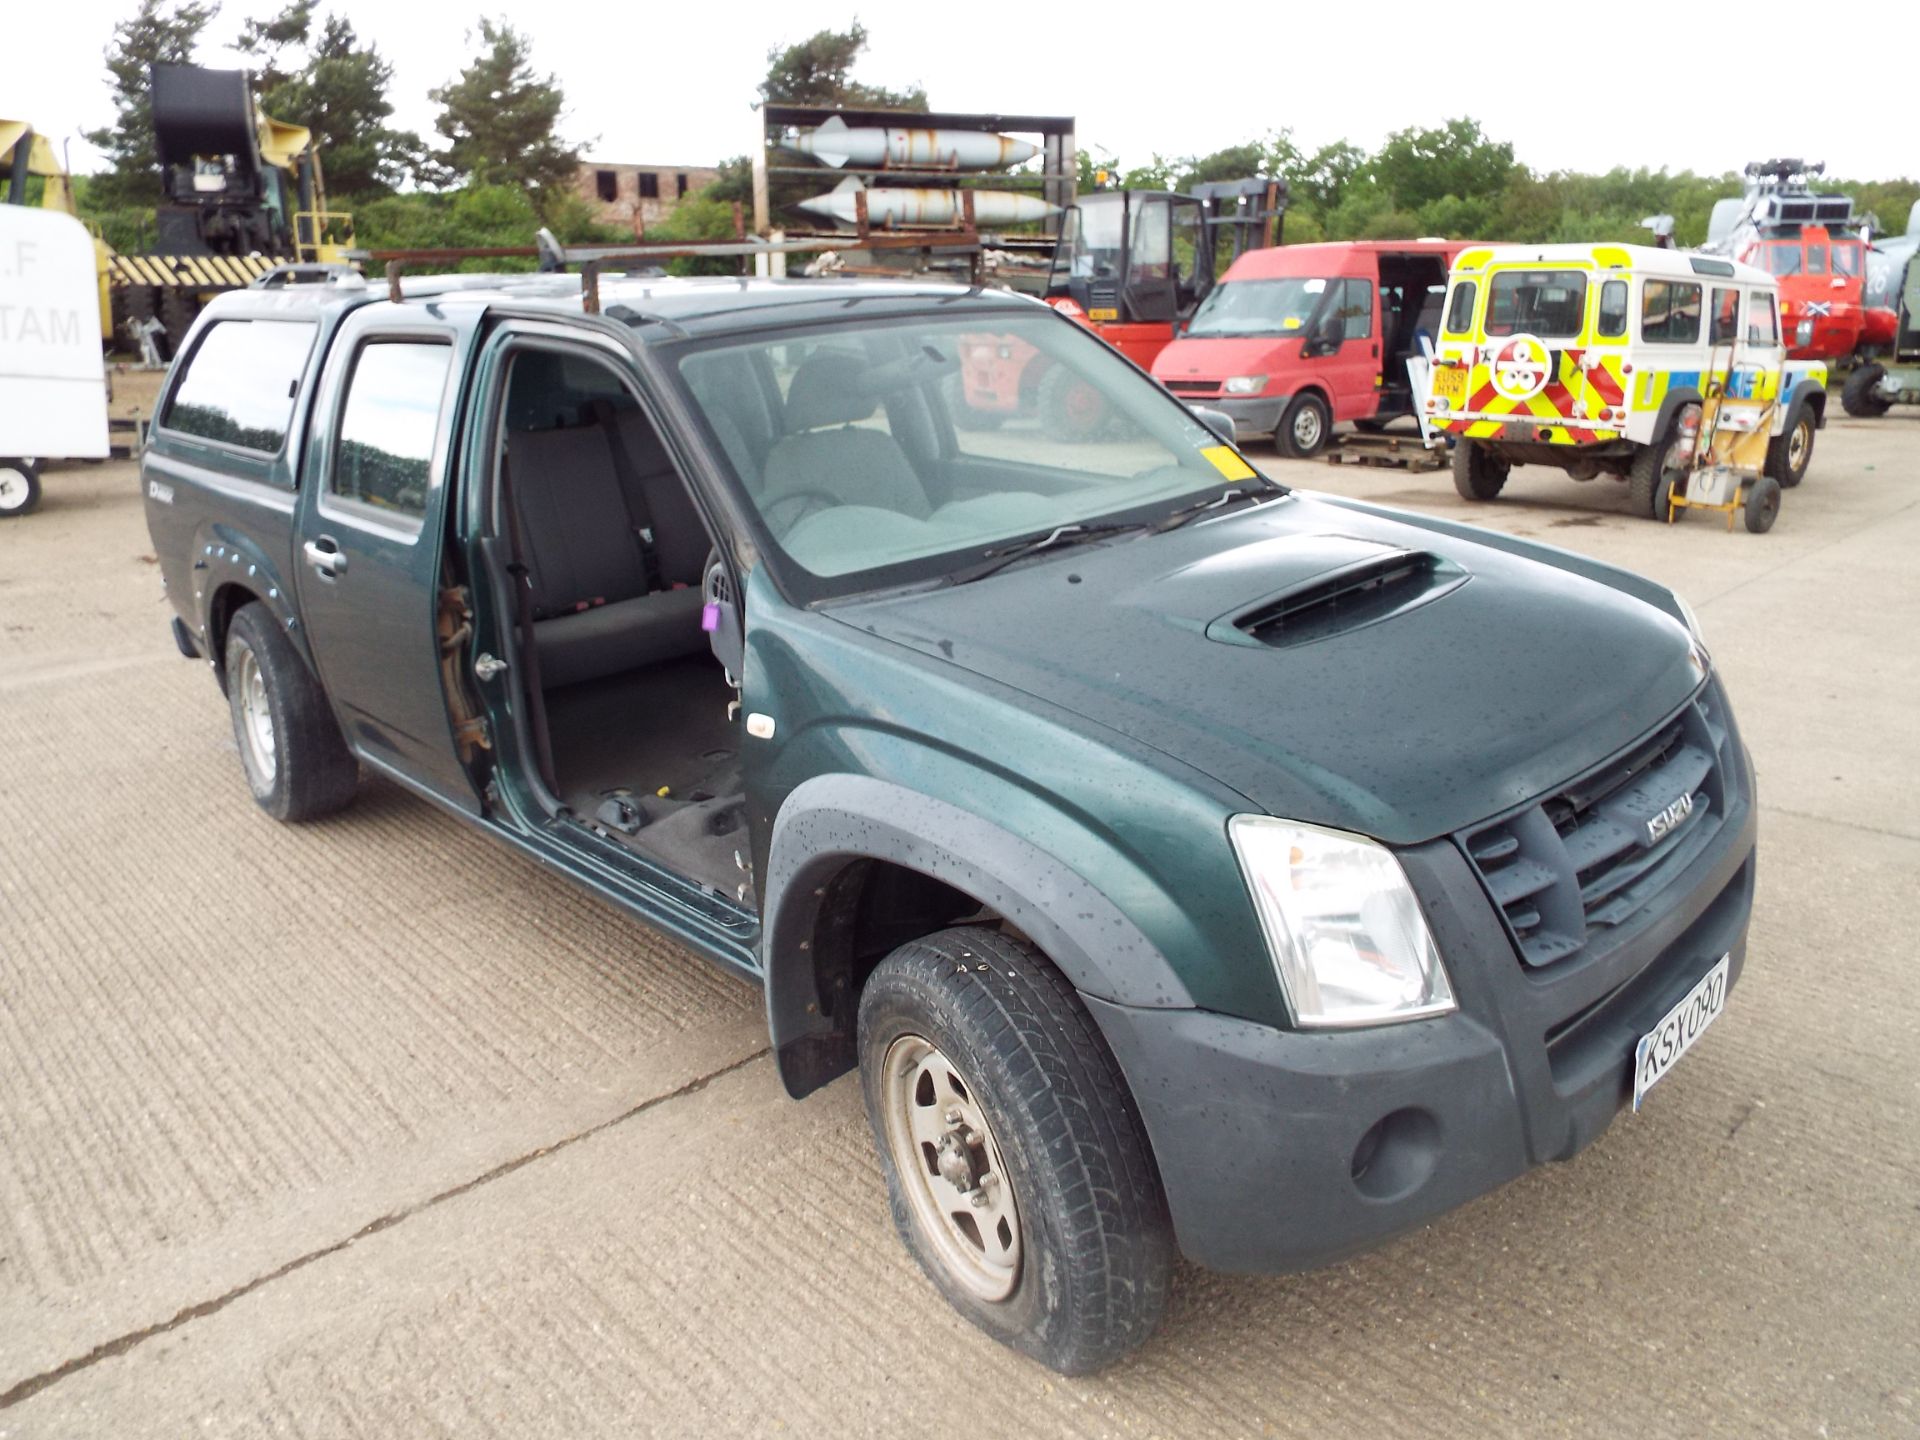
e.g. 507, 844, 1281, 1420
1, 120, 112, 341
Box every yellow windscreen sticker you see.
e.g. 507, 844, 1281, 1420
1201, 445, 1257, 480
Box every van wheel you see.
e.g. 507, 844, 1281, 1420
0, 459, 43, 518
1628, 430, 1687, 519
1451, 440, 1508, 500
1766, 403, 1814, 487
1277, 393, 1331, 457
858, 926, 1171, 1376
224, 603, 359, 822
1840, 364, 1892, 418
1744, 475, 1782, 534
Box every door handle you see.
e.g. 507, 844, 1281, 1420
303, 538, 348, 575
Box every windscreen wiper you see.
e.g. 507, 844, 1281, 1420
1151, 479, 1287, 534
945, 522, 1143, 586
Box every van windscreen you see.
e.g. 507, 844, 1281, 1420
1184, 277, 1333, 338
1485, 270, 1588, 338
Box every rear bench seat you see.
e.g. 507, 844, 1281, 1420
505, 409, 708, 690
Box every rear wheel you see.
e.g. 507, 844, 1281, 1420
1766, 403, 1815, 487
1038, 364, 1110, 442
1840, 364, 1892, 418
1450, 439, 1508, 500
0, 459, 43, 519
224, 603, 359, 822
1277, 392, 1331, 458
1744, 475, 1781, 534
858, 926, 1171, 1375
1628, 424, 1690, 520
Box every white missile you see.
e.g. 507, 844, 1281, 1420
789, 115, 1039, 171
796, 177, 1057, 229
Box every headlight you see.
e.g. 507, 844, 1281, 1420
1228, 816, 1456, 1028
1673, 592, 1711, 675
1223, 375, 1267, 395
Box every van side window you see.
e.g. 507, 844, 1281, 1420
1640, 280, 1702, 344
1747, 291, 1780, 346
161, 319, 317, 455
1597, 279, 1628, 338
1444, 280, 1477, 334
331, 340, 453, 519
1710, 287, 1741, 345
1339, 279, 1373, 338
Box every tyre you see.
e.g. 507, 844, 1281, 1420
1450, 439, 1508, 500
1038, 364, 1110, 442
1744, 475, 1781, 534
1840, 363, 1892, 418
858, 926, 1171, 1375
1655, 469, 1682, 523
0, 458, 43, 519
1766, 402, 1815, 487
223, 603, 359, 822
1277, 392, 1331, 458
1627, 425, 1688, 520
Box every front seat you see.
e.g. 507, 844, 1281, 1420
760, 352, 934, 529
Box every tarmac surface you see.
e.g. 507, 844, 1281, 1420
1, 407, 1916, 1437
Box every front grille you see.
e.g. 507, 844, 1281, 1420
1164, 379, 1220, 396
1461, 686, 1731, 970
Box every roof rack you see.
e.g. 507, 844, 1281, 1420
361, 202, 991, 314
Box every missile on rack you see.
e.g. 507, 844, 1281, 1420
788, 115, 1039, 171
795, 177, 1058, 228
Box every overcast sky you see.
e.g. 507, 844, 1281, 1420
20, 0, 1920, 183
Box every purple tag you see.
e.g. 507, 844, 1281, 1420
701, 602, 721, 633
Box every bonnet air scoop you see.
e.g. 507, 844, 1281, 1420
1208, 548, 1467, 649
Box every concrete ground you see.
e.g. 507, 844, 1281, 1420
0, 411, 1916, 1438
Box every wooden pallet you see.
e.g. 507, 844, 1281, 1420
1324, 432, 1448, 472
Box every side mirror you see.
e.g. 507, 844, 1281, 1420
1312, 312, 1346, 348
1188, 405, 1236, 444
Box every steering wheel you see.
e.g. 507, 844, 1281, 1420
762, 487, 843, 536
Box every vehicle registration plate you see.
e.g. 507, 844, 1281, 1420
1633, 954, 1730, 1111
1432, 365, 1467, 401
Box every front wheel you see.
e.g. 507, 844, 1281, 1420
1840, 364, 1892, 418
1451, 439, 1509, 500
224, 603, 360, 821
1744, 475, 1782, 534
858, 927, 1171, 1375
1277, 392, 1331, 458
0, 459, 43, 518
1766, 403, 1815, 487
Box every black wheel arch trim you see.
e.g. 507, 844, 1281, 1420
760, 774, 1196, 1099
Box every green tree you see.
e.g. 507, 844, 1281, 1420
239, 3, 425, 198
1371, 117, 1515, 212
84, 0, 221, 210
759, 21, 926, 110
428, 18, 580, 209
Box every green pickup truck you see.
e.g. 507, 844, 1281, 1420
143, 269, 1755, 1373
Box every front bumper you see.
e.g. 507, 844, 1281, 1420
1089, 745, 1757, 1275
1211, 394, 1290, 441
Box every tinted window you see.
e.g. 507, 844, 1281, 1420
1747, 290, 1780, 346
1764, 244, 1802, 276
1805, 242, 1827, 275
1642, 279, 1703, 344
1337, 279, 1373, 338
163, 320, 316, 453
1444, 280, 1477, 334
1597, 279, 1629, 337
1486, 269, 1588, 337
1710, 287, 1741, 345
331, 341, 451, 518
1833, 240, 1862, 277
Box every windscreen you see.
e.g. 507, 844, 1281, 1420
1485, 269, 1589, 338
1055, 196, 1127, 282
673, 309, 1258, 598
1185, 277, 1334, 337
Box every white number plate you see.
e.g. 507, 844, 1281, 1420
1632, 954, 1730, 1112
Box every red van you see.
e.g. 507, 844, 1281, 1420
1151, 240, 1473, 455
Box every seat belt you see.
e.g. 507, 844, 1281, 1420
496, 451, 557, 791
591, 398, 665, 594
